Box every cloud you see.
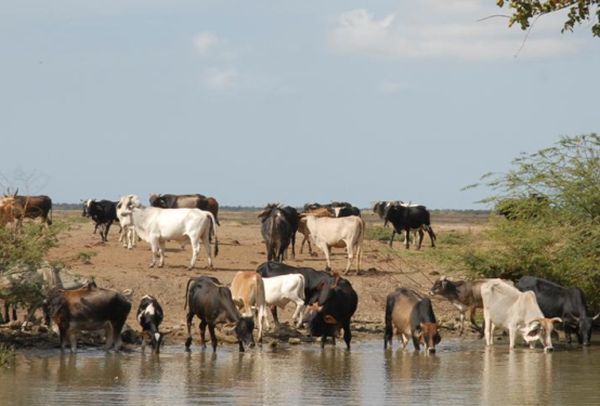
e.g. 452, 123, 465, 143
328, 2, 579, 61
202, 67, 238, 89
193, 32, 220, 55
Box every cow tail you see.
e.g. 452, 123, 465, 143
209, 212, 219, 257
357, 218, 365, 271
184, 278, 194, 310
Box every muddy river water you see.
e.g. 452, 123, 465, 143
2, 339, 600, 405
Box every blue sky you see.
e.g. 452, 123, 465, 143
1, 1, 598, 208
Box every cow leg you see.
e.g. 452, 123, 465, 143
189, 239, 199, 270
185, 313, 194, 350
290, 234, 296, 260
148, 238, 159, 268
469, 307, 483, 336
321, 245, 332, 272
388, 230, 395, 247
104, 323, 114, 350
270, 306, 280, 327
483, 308, 492, 346
141, 332, 147, 352
508, 327, 517, 349
208, 324, 218, 352
416, 228, 424, 250
412, 334, 421, 351
3, 302, 9, 323
400, 334, 409, 350
344, 241, 354, 275
458, 312, 465, 336
405, 229, 410, 249
158, 240, 166, 267
343, 322, 352, 350
202, 235, 213, 269
104, 221, 112, 241
427, 227, 437, 247
69, 331, 78, 353
292, 301, 305, 328
199, 320, 208, 349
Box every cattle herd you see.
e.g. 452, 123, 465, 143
0, 192, 597, 356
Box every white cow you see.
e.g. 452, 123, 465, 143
116, 194, 141, 249
481, 279, 561, 351
118, 195, 218, 269
304, 214, 364, 274
263, 274, 306, 328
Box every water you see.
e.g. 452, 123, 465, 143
2, 339, 600, 405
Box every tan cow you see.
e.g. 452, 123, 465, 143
230, 271, 268, 342
303, 214, 364, 274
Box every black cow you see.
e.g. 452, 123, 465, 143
137, 295, 164, 353
258, 204, 293, 262
280, 206, 299, 259
149, 193, 220, 225
83, 199, 119, 242
303, 274, 358, 349
384, 288, 441, 352
184, 276, 255, 352
303, 202, 361, 217
375, 201, 436, 249
517, 276, 599, 346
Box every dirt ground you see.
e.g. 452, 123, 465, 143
34, 209, 485, 345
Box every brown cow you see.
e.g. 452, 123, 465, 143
429, 276, 500, 336
384, 287, 441, 352
149, 193, 220, 225
0, 193, 52, 227
44, 285, 132, 352
230, 271, 268, 342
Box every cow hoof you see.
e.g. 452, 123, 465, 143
185, 337, 192, 349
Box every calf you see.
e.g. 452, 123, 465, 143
44, 285, 132, 352
230, 271, 268, 342
303, 274, 358, 349
384, 288, 441, 352
482, 279, 561, 351
429, 276, 488, 336
137, 295, 164, 353
256, 261, 333, 323
184, 276, 254, 352
258, 204, 293, 262
517, 276, 599, 346
83, 199, 119, 242
303, 214, 364, 274
119, 195, 218, 269
262, 274, 306, 328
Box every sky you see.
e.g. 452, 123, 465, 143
1, 0, 598, 209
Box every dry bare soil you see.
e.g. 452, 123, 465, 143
43, 209, 487, 345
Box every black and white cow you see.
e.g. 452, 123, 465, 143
373, 201, 436, 249
137, 295, 164, 353
82, 199, 119, 242
517, 276, 599, 346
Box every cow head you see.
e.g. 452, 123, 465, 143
303, 303, 338, 338
568, 313, 599, 346
235, 316, 255, 351
523, 317, 562, 351
429, 276, 452, 297
415, 322, 441, 353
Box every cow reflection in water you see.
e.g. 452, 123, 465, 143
481, 347, 554, 405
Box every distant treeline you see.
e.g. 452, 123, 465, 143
53, 202, 489, 215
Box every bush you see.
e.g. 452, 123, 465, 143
464, 134, 600, 306
0, 344, 15, 368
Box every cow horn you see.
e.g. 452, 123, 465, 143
593, 313, 600, 321
550, 317, 563, 323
